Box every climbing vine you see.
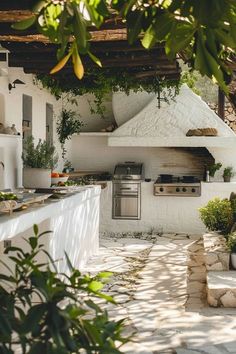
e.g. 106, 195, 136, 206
36, 68, 181, 117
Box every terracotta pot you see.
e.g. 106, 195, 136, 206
223, 176, 231, 182
23, 167, 51, 188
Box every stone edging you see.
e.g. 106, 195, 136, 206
203, 232, 230, 271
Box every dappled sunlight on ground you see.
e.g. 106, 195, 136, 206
85, 233, 236, 353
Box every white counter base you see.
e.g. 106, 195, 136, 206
0, 186, 101, 274
100, 181, 236, 234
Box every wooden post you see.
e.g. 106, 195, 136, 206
218, 87, 225, 120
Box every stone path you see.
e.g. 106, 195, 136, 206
84, 233, 236, 354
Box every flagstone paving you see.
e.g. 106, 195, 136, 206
84, 233, 236, 354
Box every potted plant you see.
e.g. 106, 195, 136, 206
22, 136, 58, 188
223, 166, 234, 182
227, 232, 236, 269
208, 162, 222, 181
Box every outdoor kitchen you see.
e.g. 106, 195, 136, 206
68, 85, 236, 234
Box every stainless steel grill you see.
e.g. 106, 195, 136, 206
154, 175, 201, 197
153, 183, 201, 196
112, 162, 143, 219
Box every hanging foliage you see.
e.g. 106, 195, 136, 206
13, 0, 236, 93
36, 67, 181, 117
57, 109, 84, 158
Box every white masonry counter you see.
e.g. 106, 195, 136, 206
0, 186, 101, 273
100, 181, 236, 234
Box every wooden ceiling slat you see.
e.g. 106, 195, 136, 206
11, 58, 178, 69
0, 10, 33, 22
0, 29, 127, 43
3, 40, 164, 54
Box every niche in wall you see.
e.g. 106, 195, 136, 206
46, 103, 53, 143
22, 94, 32, 140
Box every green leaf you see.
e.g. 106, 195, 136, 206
214, 28, 236, 48
21, 304, 47, 333
166, 21, 195, 58
88, 51, 102, 67
127, 11, 143, 44
85, 0, 109, 28
64, 251, 74, 272
85, 299, 101, 313
88, 280, 104, 292
29, 237, 37, 250
142, 24, 157, 49
97, 271, 113, 279
73, 6, 88, 52
12, 15, 36, 30
153, 13, 174, 42
33, 224, 39, 236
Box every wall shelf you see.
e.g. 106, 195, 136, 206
75, 132, 112, 137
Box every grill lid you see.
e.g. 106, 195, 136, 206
113, 162, 143, 180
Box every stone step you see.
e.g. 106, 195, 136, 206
207, 271, 236, 307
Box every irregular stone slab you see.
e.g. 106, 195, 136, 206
207, 271, 236, 307
188, 271, 206, 282
223, 341, 236, 353
203, 233, 230, 271
207, 262, 224, 271
176, 349, 203, 354
221, 291, 236, 308
187, 281, 205, 294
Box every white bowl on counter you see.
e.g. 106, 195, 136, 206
51, 176, 69, 185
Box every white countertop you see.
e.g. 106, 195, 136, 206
0, 186, 101, 241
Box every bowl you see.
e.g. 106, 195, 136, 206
51, 176, 69, 185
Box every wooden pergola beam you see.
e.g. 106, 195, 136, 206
0, 10, 33, 22
0, 28, 128, 43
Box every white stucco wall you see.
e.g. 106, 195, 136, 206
71, 135, 215, 179
66, 93, 114, 132
100, 181, 236, 234
111, 85, 234, 139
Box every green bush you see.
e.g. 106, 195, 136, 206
230, 198, 236, 221
199, 198, 233, 234
227, 232, 236, 253
0, 225, 130, 353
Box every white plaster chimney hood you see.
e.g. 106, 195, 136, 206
108, 85, 236, 147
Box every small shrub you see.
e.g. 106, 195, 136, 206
230, 198, 236, 221
227, 232, 236, 253
199, 197, 233, 234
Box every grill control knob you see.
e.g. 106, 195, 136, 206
160, 187, 164, 192
176, 187, 180, 192
192, 188, 196, 193
182, 187, 187, 192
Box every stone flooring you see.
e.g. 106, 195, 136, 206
84, 233, 236, 354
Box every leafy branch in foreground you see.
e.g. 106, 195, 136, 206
13, 0, 236, 92
0, 225, 131, 353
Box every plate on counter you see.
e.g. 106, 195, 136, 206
0, 194, 52, 213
